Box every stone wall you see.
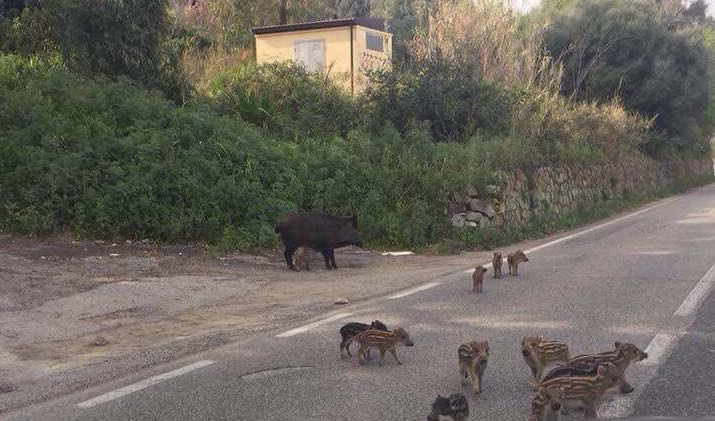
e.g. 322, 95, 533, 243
449, 159, 713, 230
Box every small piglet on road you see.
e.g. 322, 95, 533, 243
427, 393, 469, 421
354, 327, 414, 366
339, 320, 389, 358
274, 212, 362, 270
472, 265, 488, 293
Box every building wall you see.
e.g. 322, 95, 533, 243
353, 25, 392, 92
255, 25, 392, 94
255, 26, 352, 90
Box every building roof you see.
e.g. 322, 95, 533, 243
252, 18, 386, 35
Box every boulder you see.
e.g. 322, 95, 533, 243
467, 198, 497, 217
451, 213, 466, 228
449, 202, 467, 214
465, 184, 479, 197
465, 212, 483, 222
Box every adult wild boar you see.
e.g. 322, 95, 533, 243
274, 212, 362, 270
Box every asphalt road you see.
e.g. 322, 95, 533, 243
630, 275, 715, 418
3, 184, 715, 421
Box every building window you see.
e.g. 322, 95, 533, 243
294, 39, 325, 73
366, 32, 383, 52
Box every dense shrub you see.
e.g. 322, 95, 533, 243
363, 60, 514, 142
543, 0, 711, 154
207, 63, 359, 140
0, 55, 493, 249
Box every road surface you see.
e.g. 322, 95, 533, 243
3, 184, 715, 420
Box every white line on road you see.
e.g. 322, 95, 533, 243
640, 333, 679, 367
599, 332, 681, 418
464, 263, 493, 274
601, 252, 715, 417
76, 360, 215, 409
463, 197, 681, 275
525, 197, 680, 254
675, 262, 715, 317
388, 282, 441, 299
276, 312, 353, 338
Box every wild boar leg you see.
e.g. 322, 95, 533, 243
389, 349, 402, 365
283, 245, 297, 270
320, 250, 332, 270
329, 249, 337, 269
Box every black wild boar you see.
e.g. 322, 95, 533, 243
274, 212, 362, 270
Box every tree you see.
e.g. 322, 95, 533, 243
43, 0, 171, 88
544, 0, 710, 152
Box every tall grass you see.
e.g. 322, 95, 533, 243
412, 0, 560, 89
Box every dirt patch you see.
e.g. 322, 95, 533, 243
0, 234, 496, 391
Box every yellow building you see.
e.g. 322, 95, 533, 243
252, 18, 392, 95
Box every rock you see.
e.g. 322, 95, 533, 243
109, 253, 119, 257
491, 214, 504, 228
448, 202, 467, 214
90, 336, 109, 347
465, 185, 479, 197
479, 217, 491, 229
334, 297, 349, 305
467, 198, 497, 217
451, 191, 465, 204
451, 213, 466, 228
465, 212, 482, 222
465, 221, 478, 227
125, 240, 133, 245
485, 184, 499, 194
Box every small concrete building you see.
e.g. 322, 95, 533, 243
252, 18, 392, 95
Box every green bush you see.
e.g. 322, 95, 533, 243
0, 55, 495, 250
363, 59, 514, 142
207, 62, 359, 141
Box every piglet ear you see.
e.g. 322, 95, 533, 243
614, 341, 622, 349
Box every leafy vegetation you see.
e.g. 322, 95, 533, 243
0, 0, 713, 251
542, 0, 712, 155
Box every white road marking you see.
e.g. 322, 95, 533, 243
674, 262, 715, 317
640, 333, 679, 367
464, 262, 493, 273
276, 313, 353, 338
598, 332, 681, 418
76, 360, 215, 409
525, 197, 680, 254
601, 256, 715, 417
464, 197, 680, 275
387, 282, 441, 299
